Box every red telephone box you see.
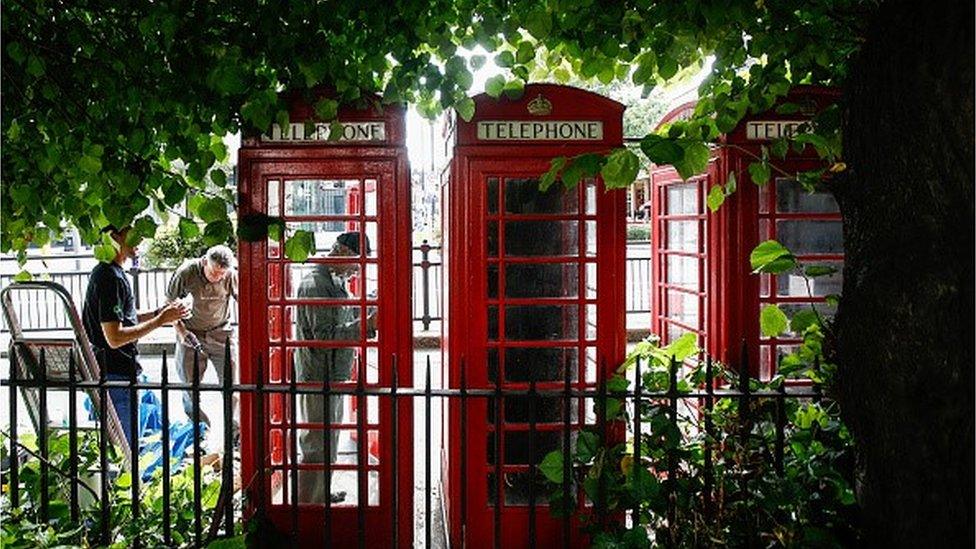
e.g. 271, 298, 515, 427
238, 92, 413, 545
650, 86, 843, 377
442, 84, 627, 547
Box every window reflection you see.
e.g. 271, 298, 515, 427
504, 178, 578, 214
284, 179, 361, 217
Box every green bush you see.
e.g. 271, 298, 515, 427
627, 225, 651, 241
143, 223, 230, 269
0, 430, 235, 548
542, 332, 860, 548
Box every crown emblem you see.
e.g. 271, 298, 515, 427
527, 94, 552, 116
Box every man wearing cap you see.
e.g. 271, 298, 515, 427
83, 226, 189, 446
294, 231, 374, 503
165, 245, 239, 432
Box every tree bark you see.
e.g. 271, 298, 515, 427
833, 0, 974, 546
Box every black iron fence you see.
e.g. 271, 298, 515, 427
0, 243, 655, 335
1, 338, 825, 548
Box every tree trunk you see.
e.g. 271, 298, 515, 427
833, 0, 974, 546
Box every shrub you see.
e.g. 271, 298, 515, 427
627, 225, 651, 241
542, 333, 860, 547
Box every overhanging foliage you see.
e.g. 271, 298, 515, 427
2, 0, 876, 262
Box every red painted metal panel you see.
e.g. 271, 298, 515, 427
649, 85, 842, 375
445, 84, 626, 548
238, 98, 412, 546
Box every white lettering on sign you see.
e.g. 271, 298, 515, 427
476, 120, 604, 141
263, 122, 386, 142
745, 120, 810, 140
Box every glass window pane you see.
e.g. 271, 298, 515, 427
666, 182, 698, 215
666, 255, 699, 290
289, 347, 359, 387
500, 396, 578, 423
286, 264, 362, 299
776, 220, 844, 254
665, 220, 699, 252
585, 179, 597, 215
488, 306, 499, 341
504, 305, 579, 341
269, 306, 281, 342
489, 263, 579, 298
504, 221, 579, 256
267, 179, 281, 215
504, 178, 578, 214
502, 431, 567, 465
284, 179, 361, 216
286, 305, 361, 341
487, 177, 499, 214
776, 178, 839, 213
777, 261, 844, 297
586, 263, 597, 298
585, 220, 597, 257
363, 178, 377, 216
666, 291, 699, 328
775, 302, 838, 336
490, 347, 579, 383
291, 467, 379, 506
268, 264, 281, 300
284, 222, 375, 259
487, 221, 499, 257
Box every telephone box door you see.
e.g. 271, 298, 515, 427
449, 154, 626, 547
239, 116, 412, 546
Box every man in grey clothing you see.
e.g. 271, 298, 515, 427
295, 231, 373, 504
165, 245, 238, 431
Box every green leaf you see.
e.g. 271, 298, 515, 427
314, 98, 339, 121
469, 55, 486, 70
284, 229, 315, 262
198, 197, 228, 223
494, 50, 515, 68
26, 55, 45, 77
804, 264, 838, 277
516, 41, 535, 64
455, 97, 475, 122
665, 332, 698, 361
484, 75, 506, 98
674, 141, 710, 179
600, 148, 640, 189
179, 217, 201, 239
750, 240, 797, 274
640, 135, 683, 165
540, 157, 566, 192
539, 451, 564, 483
79, 155, 102, 175
524, 9, 552, 39
210, 169, 227, 187
760, 304, 789, 337
13, 270, 33, 282
791, 309, 820, 334
725, 171, 737, 195
748, 160, 772, 185
658, 56, 678, 80
771, 138, 789, 159
202, 219, 232, 246
94, 233, 118, 263
576, 431, 599, 463
706, 184, 726, 212
502, 78, 524, 99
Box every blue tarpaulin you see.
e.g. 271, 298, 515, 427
85, 381, 208, 481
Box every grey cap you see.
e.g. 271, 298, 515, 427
335, 231, 371, 255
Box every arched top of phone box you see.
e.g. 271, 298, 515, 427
242, 88, 406, 148
456, 83, 624, 147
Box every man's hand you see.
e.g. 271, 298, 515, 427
156, 302, 190, 325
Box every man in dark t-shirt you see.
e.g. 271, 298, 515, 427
82, 226, 187, 446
